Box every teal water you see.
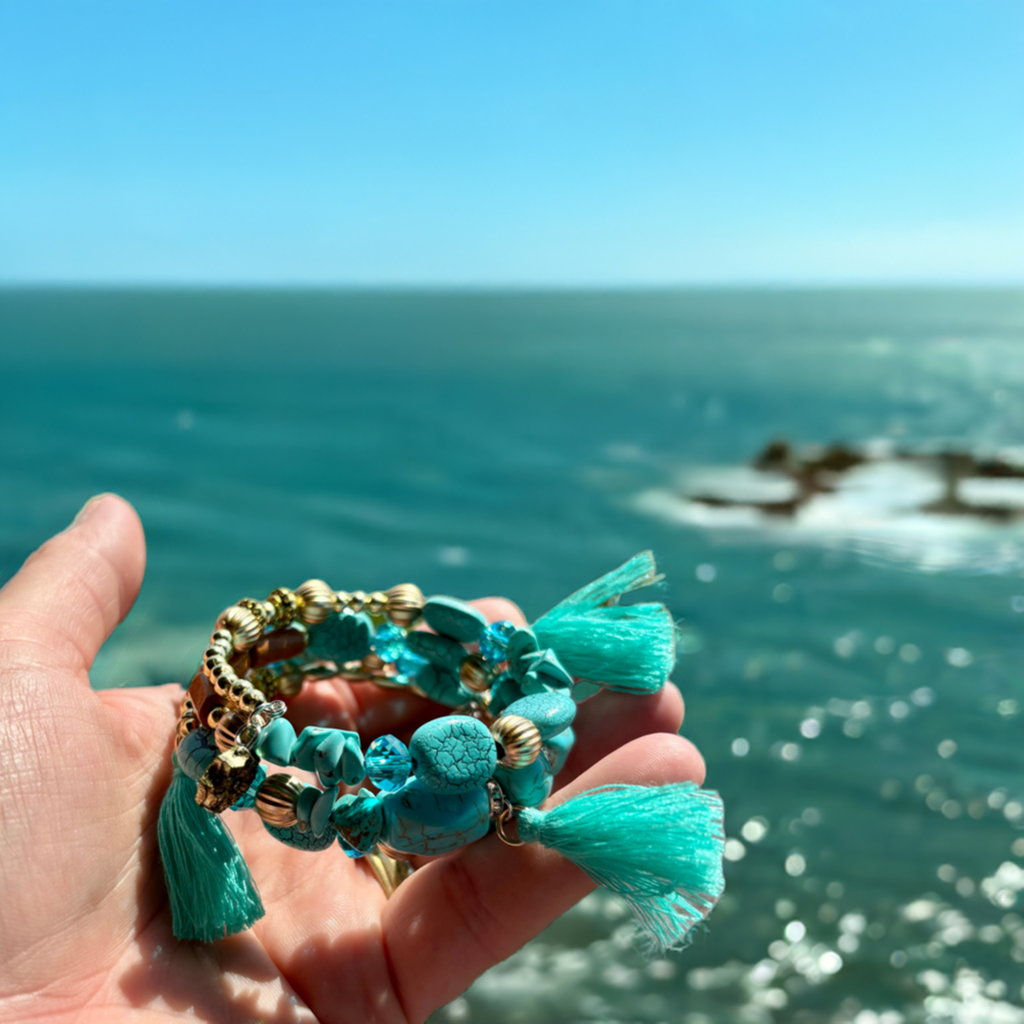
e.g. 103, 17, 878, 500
3, 288, 1024, 1022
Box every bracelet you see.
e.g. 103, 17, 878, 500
158, 552, 725, 952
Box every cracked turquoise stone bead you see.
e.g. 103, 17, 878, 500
542, 726, 575, 774
504, 692, 576, 740
404, 630, 467, 674
381, 778, 490, 855
291, 727, 364, 786
494, 757, 553, 808
306, 611, 373, 663
264, 821, 337, 852
177, 727, 218, 781
415, 663, 473, 708
422, 596, 489, 643
409, 716, 497, 795
255, 717, 297, 766
332, 789, 384, 852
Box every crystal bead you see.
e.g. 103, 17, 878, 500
372, 623, 407, 664
396, 649, 428, 684
365, 734, 413, 792
480, 619, 517, 664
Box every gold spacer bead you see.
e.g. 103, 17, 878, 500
385, 583, 424, 627
491, 714, 542, 769
367, 591, 389, 616
180, 695, 194, 716
334, 590, 352, 611
349, 590, 368, 613
460, 652, 496, 693
295, 579, 336, 625
363, 652, 386, 673
214, 711, 245, 753
238, 687, 266, 714
217, 605, 264, 652
209, 629, 234, 657
255, 772, 305, 828
207, 705, 228, 729
228, 679, 248, 707
207, 661, 236, 696
268, 587, 299, 628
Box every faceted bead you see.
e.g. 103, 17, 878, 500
230, 765, 267, 810
396, 649, 428, 684
365, 734, 413, 792
371, 623, 407, 664
480, 619, 517, 664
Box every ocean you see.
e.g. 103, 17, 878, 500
2, 287, 1024, 1022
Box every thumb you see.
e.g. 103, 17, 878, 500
0, 494, 146, 675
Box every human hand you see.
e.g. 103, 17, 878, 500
0, 495, 705, 1024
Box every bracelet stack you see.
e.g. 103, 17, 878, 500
158, 552, 725, 953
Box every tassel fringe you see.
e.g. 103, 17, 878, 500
518, 782, 725, 953
157, 754, 265, 942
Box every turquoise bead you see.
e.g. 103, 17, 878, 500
332, 789, 384, 852
542, 726, 575, 774
291, 727, 363, 786
523, 649, 574, 690
415, 663, 473, 708
310, 786, 338, 837
494, 759, 553, 808
506, 627, 539, 681
264, 821, 337, 852
255, 718, 297, 766
572, 680, 603, 703
409, 716, 497, 795
381, 778, 490, 855
404, 630, 467, 674
229, 765, 267, 810
372, 623, 407, 663
365, 734, 413, 792
480, 619, 517, 664
488, 674, 524, 717
396, 649, 429, 684
504, 692, 576, 740
296, 784, 320, 831
306, 611, 373, 663
176, 727, 218, 781
422, 596, 489, 643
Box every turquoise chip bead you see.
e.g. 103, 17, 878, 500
332, 789, 384, 852
422, 596, 489, 643
372, 623, 407, 664
504, 692, 576, 740
339, 836, 367, 859
488, 674, 524, 717
255, 717, 297, 766
409, 716, 497, 795
306, 611, 373, 663
480, 619, 517, 664
506, 627, 539, 681
542, 725, 575, 774
366, 735, 413, 792
311, 785, 338, 837
229, 765, 267, 810
404, 630, 467, 674
296, 785, 320, 831
494, 759, 553, 808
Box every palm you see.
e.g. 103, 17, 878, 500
0, 497, 705, 1024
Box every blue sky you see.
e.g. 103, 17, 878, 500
1, 1, 1022, 285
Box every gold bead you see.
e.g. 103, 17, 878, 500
348, 590, 368, 612
179, 694, 194, 715
385, 583, 424, 627
491, 714, 542, 769
229, 679, 248, 706
366, 590, 388, 615
206, 661, 235, 697
214, 711, 245, 752
459, 652, 496, 693
268, 587, 299, 628
207, 705, 228, 728
209, 629, 234, 657
295, 579, 336, 624
217, 605, 264, 651
238, 687, 266, 714
196, 745, 260, 813
334, 590, 352, 611
255, 772, 305, 828
176, 715, 198, 741
362, 652, 386, 672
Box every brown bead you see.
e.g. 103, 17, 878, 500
295, 579, 336, 624
217, 605, 264, 651
196, 745, 260, 813
214, 711, 245, 753
385, 583, 424, 627
459, 652, 496, 693
255, 772, 305, 828
250, 627, 309, 668
188, 670, 224, 726
491, 715, 542, 769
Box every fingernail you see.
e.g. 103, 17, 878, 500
71, 493, 115, 527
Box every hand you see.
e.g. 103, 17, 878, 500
0, 495, 705, 1024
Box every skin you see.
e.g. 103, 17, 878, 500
0, 494, 706, 1024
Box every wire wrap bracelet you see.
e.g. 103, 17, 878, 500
158, 552, 726, 952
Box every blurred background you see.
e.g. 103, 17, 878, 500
2, 3, 1024, 1022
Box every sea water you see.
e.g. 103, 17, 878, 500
2, 288, 1024, 1022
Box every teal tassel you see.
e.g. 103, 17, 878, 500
518, 783, 725, 953
532, 552, 676, 693
157, 754, 265, 942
